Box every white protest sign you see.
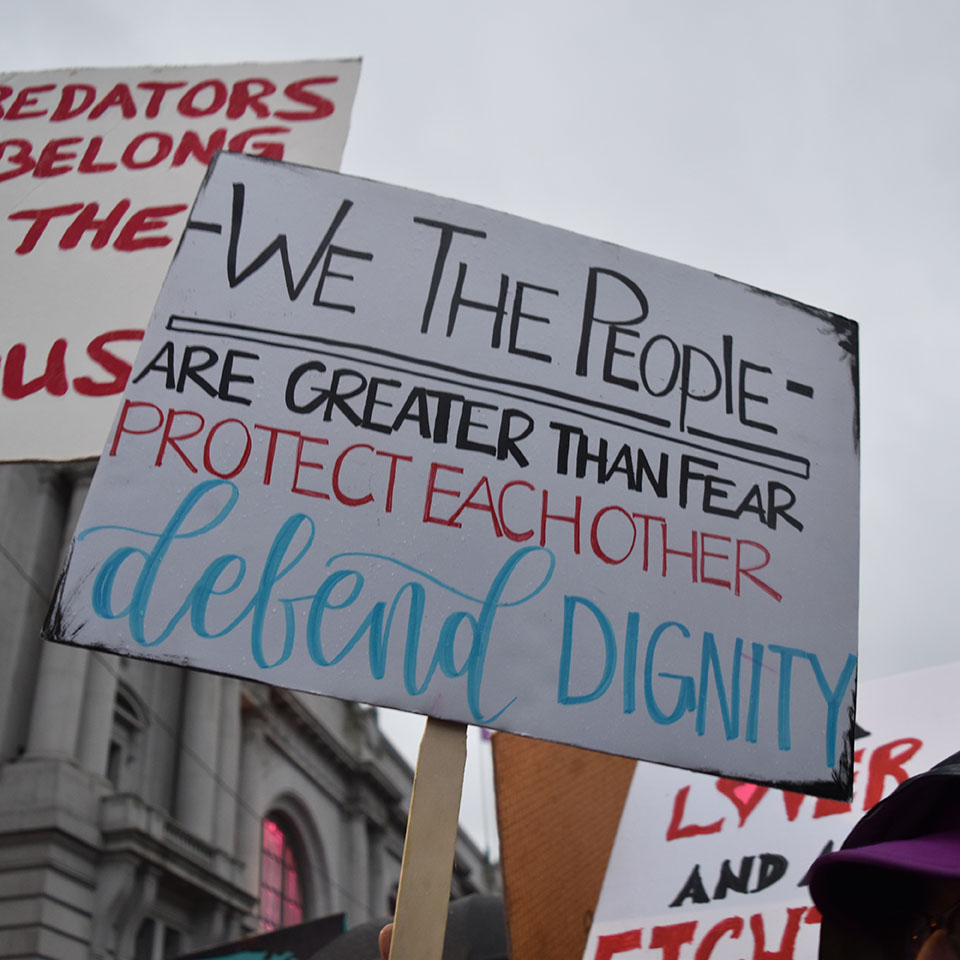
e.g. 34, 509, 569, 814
46, 151, 859, 794
583, 663, 957, 960
1, 60, 359, 461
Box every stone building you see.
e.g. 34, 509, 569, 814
0, 461, 496, 959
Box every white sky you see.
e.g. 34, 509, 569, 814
3, 0, 958, 858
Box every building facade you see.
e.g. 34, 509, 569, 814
0, 461, 496, 959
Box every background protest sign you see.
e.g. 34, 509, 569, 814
582, 662, 956, 960
47, 150, 859, 794
1, 60, 359, 461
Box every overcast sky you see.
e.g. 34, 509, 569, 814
3, 0, 958, 856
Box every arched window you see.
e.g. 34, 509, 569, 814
260, 815, 305, 930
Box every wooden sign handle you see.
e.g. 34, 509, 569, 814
389, 717, 468, 960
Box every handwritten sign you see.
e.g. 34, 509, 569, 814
47, 151, 859, 795
1, 60, 359, 461
583, 662, 954, 960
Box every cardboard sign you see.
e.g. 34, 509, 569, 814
583, 662, 955, 960
0, 60, 359, 461
46, 151, 859, 795
493, 733, 635, 960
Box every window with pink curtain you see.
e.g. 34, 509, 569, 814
260, 815, 305, 930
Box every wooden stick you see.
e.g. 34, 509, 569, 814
389, 717, 468, 960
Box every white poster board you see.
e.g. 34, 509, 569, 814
583, 662, 957, 960
0, 60, 359, 461
47, 151, 859, 795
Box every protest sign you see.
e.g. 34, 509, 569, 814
582, 662, 955, 960
1, 60, 359, 461
493, 734, 635, 960
46, 150, 859, 795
